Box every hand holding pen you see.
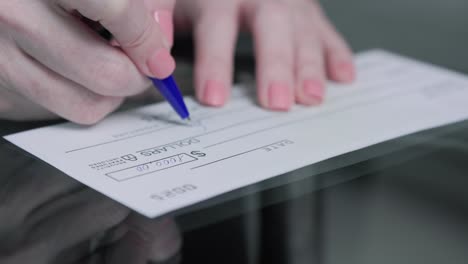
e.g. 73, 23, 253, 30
0, 0, 355, 123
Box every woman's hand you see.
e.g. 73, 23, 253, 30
0, 0, 175, 124
175, 0, 355, 110
0, 0, 354, 124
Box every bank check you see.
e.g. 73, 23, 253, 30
5, 50, 468, 218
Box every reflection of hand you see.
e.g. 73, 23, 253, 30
106, 215, 182, 264
0, 153, 181, 264
175, 0, 355, 109
0, 0, 175, 124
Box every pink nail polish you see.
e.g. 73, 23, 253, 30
203, 80, 226, 107
147, 49, 176, 78
303, 79, 324, 105
154, 11, 174, 45
336, 62, 356, 82
268, 82, 291, 111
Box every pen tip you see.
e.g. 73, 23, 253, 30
183, 117, 194, 126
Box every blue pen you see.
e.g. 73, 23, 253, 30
150, 76, 191, 120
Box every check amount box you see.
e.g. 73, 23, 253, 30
106, 153, 197, 182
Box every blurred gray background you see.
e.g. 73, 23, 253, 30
315, 1, 468, 263
323, 0, 468, 73
235, 0, 468, 74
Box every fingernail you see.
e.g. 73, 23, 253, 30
268, 82, 291, 111
147, 48, 176, 78
203, 80, 226, 107
154, 11, 174, 46
336, 62, 356, 82
303, 79, 324, 105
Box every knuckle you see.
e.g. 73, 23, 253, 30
90, 60, 134, 96
20, 77, 49, 103
297, 48, 323, 66
261, 51, 293, 68
0, 3, 43, 39
123, 18, 154, 48
195, 1, 237, 21
255, 1, 289, 20
298, 65, 325, 81
297, 60, 323, 74
101, 0, 130, 22
197, 55, 231, 73
0, 3, 18, 27
70, 95, 121, 125
201, 3, 237, 19
0, 13, 27, 36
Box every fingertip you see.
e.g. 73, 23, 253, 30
320, 25, 356, 83
267, 82, 293, 111
146, 49, 176, 78
298, 79, 324, 106
329, 61, 356, 83
201, 80, 227, 107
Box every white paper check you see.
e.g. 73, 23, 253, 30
5, 50, 468, 218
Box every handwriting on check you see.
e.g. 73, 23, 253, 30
106, 153, 199, 182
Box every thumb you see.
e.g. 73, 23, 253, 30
57, 0, 175, 79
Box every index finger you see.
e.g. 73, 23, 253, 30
57, 0, 176, 79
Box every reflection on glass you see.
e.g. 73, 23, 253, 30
0, 148, 181, 264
